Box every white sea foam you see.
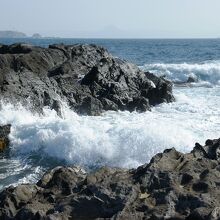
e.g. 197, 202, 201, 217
0, 86, 219, 190
141, 61, 220, 85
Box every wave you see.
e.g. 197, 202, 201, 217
0, 102, 196, 169
0, 85, 220, 189
141, 60, 220, 85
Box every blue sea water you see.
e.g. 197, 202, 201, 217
0, 38, 220, 190
2, 38, 220, 65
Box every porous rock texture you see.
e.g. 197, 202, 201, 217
0, 138, 220, 219
0, 43, 174, 115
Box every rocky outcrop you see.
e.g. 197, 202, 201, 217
0, 138, 220, 219
187, 75, 199, 83
0, 43, 174, 115
0, 124, 11, 152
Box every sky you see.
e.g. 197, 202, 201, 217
1, 0, 220, 38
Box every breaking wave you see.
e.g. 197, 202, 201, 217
142, 60, 220, 85
0, 85, 220, 190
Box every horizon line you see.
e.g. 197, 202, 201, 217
0, 36, 220, 40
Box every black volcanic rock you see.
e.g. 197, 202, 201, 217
187, 75, 199, 83
0, 138, 220, 219
0, 43, 174, 115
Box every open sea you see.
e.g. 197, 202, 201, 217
0, 38, 220, 191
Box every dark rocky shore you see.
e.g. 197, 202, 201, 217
1, 43, 219, 220
0, 138, 219, 220
0, 43, 174, 115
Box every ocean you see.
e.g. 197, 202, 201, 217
0, 38, 220, 191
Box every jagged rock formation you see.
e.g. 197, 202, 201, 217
0, 43, 174, 115
0, 138, 220, 219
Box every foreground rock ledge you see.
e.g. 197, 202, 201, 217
1, 138, 220, 220
0, 43, 174, 115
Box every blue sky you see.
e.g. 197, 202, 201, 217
1, 0, 220, 38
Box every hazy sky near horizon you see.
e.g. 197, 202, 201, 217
1, 0, 220, 38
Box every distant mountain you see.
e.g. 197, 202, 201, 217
32, 33, 42, 38
0, 31, 27, 38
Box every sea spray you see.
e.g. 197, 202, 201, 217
142, 60, 220, 85
0, 85, 220, 190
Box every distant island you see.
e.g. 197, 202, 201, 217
32, 33, 42, 38
0, 31, 42, 38
0, 31, 27, 38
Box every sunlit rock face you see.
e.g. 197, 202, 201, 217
0, 43, 174, 116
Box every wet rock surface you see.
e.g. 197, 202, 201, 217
0, 43, 174, 115
0, 138, 220, 219
0, 124, 11, 152
187, 75, 199, 83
